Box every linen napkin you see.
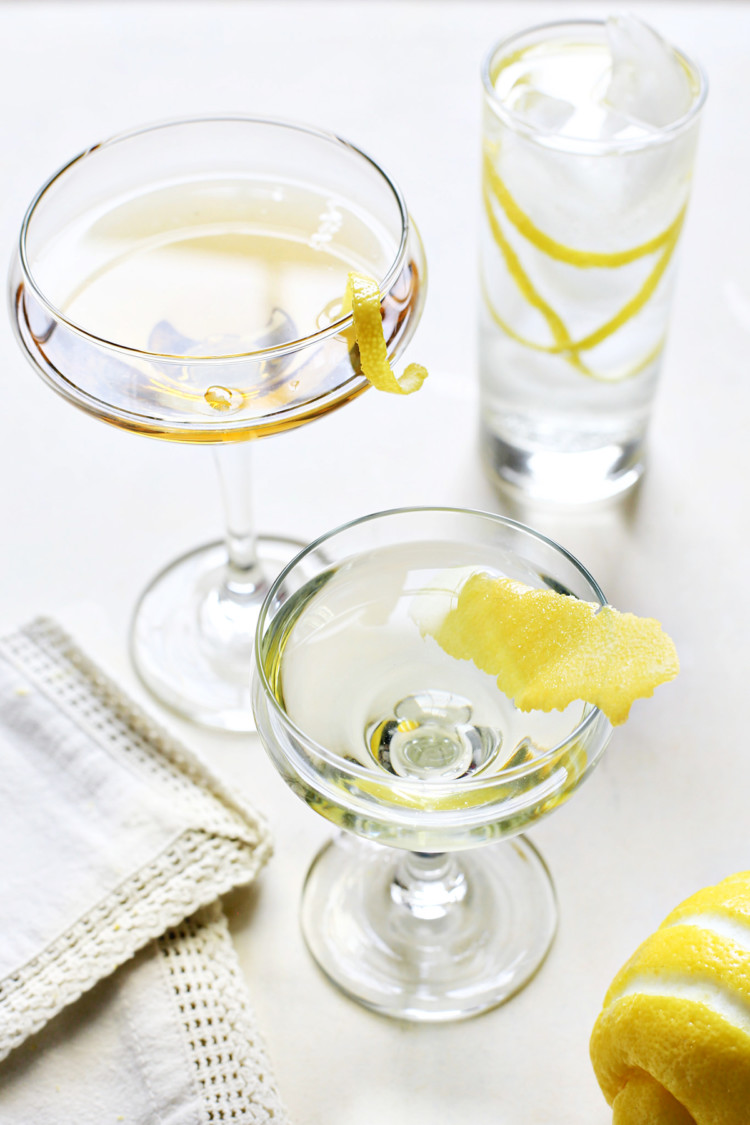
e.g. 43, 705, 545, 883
0, 617, 287, 1123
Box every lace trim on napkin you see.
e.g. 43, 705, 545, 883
0, 618, 272, 1064
160, 903, 287, 1123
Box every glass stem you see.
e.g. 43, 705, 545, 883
213, 441, 264, 596
391, 851, 467, 920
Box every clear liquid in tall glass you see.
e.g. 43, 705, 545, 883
480, 22, 703, 502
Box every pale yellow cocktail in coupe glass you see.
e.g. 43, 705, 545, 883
253, 507, 615, 1021
10, 117, 426, 729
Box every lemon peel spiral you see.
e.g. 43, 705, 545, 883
591, 871, 750, 1124
481, 143, 686, 382
344, 272, 427, 395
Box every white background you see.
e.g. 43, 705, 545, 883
0, 2, 746, 1123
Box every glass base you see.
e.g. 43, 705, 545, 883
130, 535, 306, 732
300, 833, 557, 1022
481, 428, 644, 505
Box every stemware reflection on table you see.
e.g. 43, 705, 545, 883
10, 116, 426, 729
253, 507, 613, 1021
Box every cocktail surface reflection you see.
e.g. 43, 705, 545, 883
253, 507, 613, 1021
10, 116, 425, 729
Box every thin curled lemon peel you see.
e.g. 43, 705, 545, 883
481, 143, 686, 383
479, 272, 665, 383
425, 572, 679, 726
344, 272, 428, 395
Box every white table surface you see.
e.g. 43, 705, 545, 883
0, 1, 746, 1122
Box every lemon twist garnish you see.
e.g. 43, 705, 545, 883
482, 142, 687, 382
426, 572, 678, 726
590, 871, 750, 1124
344, 272, 427, 395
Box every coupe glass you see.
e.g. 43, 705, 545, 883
10, 117, 425, 730
253, 507, 613, 1021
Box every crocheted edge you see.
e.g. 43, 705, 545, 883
158, 903, 289, 1124
0, 829, 271, 1063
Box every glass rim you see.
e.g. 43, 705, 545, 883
481, 17, 708, 154
16, 113, 412, 365
254, 504, 611, 796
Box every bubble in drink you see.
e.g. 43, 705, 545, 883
204, 385, 243, 413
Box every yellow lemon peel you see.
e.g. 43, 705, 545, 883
427, 572, 678, 726
481, 142, 686, 383
483, 150, 686, 270
590, 871, 750, 1125
344, 272, 427, 395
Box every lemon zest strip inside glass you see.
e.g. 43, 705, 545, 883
481, 144, 686, 383
344, 272, 427, 395
483, 148, 687, 269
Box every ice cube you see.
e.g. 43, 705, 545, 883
508, 85, 576, 134
148, 320, 196, 355
603, 15, 694, 129
147, 306, 298, 358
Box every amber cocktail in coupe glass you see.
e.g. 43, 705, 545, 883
253, 507, 613, 1021
10, 116, 426, 730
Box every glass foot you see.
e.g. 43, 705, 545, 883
300, 833, 557, 1022
130, 535, 307, 731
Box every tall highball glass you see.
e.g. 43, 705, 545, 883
479, 19, 706, 504
10, 117, 426, 729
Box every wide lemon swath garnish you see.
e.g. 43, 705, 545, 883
427, 572, 678, 726
344, 272, 427, 394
